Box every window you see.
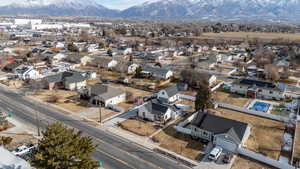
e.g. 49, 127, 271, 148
258, 89, 262, 92
203, 131, 209, 136
269, 91, 273, 94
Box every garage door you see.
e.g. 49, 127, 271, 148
215, 138, 237, 152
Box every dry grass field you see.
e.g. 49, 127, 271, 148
33, 90, 88, 113
119, 119, 160, 137
217, 108, 284, 160
294, 123, 300, 159
213, 90, 250, 107
231, 156, 276, 169
201, 32, 300, 41
152, 124, 205, 160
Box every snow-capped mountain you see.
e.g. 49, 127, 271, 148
0, 0, 118, 17
121, 0, 300, 22
0, 0, 300, 23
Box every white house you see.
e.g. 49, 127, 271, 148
80, 56, 93, 66
52, 53, 66, 64
157, 85, 180, 103
15, 66, 40, 80
81, 84, 126, 107
56, 42, 65, 48
187, 112, 251, 152
138, 101, 175, 123
230, 79, 285, 100
124, 48, 133, 55
142, 66, 173, 80
128, 63, 140, 74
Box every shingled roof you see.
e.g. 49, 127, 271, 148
45, 71, 86, 84
90, 84, 125, 100
191, 112, 248, 142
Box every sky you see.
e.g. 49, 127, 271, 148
98, 0, 150, 10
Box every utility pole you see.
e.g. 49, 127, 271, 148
35, 110, 40, 136
99, 103, 102, 124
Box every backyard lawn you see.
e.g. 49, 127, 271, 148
213, 90, 250, 107
152, 124, 205, 160
217, 108, 285, 160
119, 119, 160, 137
32, 90, 88, 113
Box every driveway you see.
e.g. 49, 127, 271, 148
194, 143, 235, 169
103, 108, 138, 127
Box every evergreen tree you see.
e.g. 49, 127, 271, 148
195, 81, 213, 112
31, 123, 98, 169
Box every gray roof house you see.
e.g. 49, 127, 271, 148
84, 84, 126, 107
44, 71, 87, 91
189, 112, 251, 152
142, 66, 173, 80
157, 85, 180, 103
138, 100, 180, 123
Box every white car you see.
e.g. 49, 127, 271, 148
208, 146, 223, 161
12, 144, 36, 156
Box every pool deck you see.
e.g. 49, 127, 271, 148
247, 99, 279, 114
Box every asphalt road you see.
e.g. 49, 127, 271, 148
0, 87, 189, 169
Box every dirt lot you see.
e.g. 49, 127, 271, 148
152, 124, 205, 160
32, 90, 88, 113
202, 32, 300, 41
77, 107, 120, 122
217, 108, 284, 160
294, 123, 300, 159
213, 90, 251, 107
231, 156, 276, 169
119, 119, 160, 136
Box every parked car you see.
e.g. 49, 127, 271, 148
12, 144, 37, 156
208, 146, 223, 161
223, 153, 233, 163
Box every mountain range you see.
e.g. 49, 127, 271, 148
1, 0, 300, 23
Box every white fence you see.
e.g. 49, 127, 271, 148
198, 68, 237, 76
174, 112, 198, 135
211, 82, 224, 92
237, 148, 294, 169
216, 102, 290, 123
178, 94, 195, 102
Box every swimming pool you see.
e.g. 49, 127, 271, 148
250, 101, 271, 113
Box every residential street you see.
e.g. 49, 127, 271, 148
0, 86, 189, 169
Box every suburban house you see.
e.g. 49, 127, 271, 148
128, 63, 140, 74
190, 112, 251, 152
157, 85, 180, 103
80, 55, 93, 66
44, 71, 87, 90
138, 100, 180, 123
230, 79, 286, 100
81, 84, 126, 107
52, 53, 66, 64
94, 58, 118, 70
142, 66, 173, 80
15, 65, 40, 80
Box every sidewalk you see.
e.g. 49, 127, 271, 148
0, 84, 202, 168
